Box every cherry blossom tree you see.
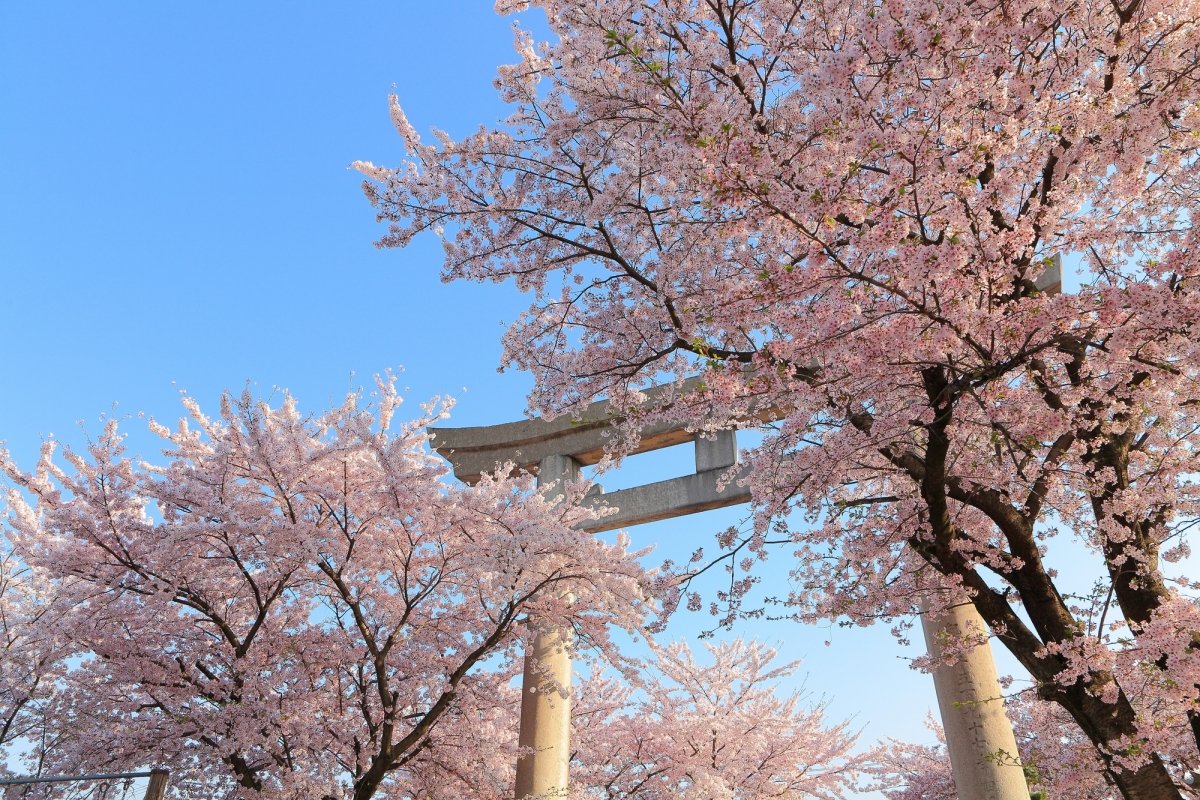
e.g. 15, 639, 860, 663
0, 378, 652, 799
1007, 693, 1116, 800
869, 690, 1200, 800
866, 717, 958, 800
571, 639, 862, 800
358, 0, 1200, 796
0, 544, 65, 779
410, 639, 864, 800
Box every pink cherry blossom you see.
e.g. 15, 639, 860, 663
362, 1, 1200, 797
417, 638, 865, 800
1, 377, 651, 799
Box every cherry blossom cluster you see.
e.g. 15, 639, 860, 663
1, 378, 651, 799
361, 0, 1200, 795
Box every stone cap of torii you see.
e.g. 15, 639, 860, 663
429, 257, 1061, 534
428, 375, 708, 484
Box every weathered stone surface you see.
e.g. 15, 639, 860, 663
921, 602, 1030, 800
514, 455, 578, 800
580, 465, 749, 533
428, 378, 705, 483
695, 430, 738, 473
1034, 253, 1063, 294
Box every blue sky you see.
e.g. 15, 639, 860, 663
0, 3, 961, 791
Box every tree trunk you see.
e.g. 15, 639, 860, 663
953, 561, 1183, 800
1027, 641, 1183, 800
1107, 760, 1184, 800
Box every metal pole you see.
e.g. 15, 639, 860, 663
0, 770, 157, 786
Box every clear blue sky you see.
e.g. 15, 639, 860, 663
0, 3, 955, 791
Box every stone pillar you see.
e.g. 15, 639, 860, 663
920, 600, 1029, 800
514, 624, 573, 800
514, 454, 578, 800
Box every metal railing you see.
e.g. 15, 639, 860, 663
0, 769, 168, 800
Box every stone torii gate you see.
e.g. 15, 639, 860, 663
429, 254, 1060, 800
430, 402, 1034, 800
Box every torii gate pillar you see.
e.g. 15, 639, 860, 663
513, 454, 577, 800
921, 601, 1029, 800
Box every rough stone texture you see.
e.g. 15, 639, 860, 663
695, 430, 738, 473
428, 378, 705, 483
514, 455, 579, 800
514, 625, 573, 800
921, 602, 1030, 800
1035, 253, 1063, 294
579, 465, 750, 533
